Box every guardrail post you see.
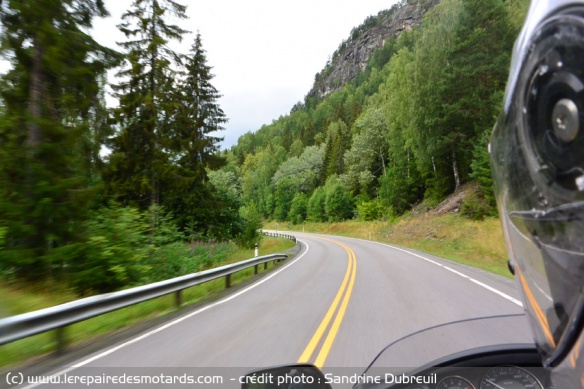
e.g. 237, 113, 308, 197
55, 326, 66, 355
226, 274, 231, 288
175, 290, 182, 308
254, 264, 258, 274
264, 262, 268, 270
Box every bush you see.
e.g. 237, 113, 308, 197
461, 192, 495, 221
71, 205, 153, 295
145, 240, 234, 282
357, 200, 383, 221
69, 204, 185, 294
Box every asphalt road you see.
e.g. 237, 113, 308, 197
10, 232, 534, 388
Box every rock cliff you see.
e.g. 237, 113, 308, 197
308, 0, 439, 99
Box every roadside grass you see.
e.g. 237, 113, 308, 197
380, 213, 509, 277
276, 213, 510, 278
0, 237, 295, 368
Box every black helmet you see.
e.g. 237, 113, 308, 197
490, 1, 584, 386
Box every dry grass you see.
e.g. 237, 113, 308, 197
277, 213, 510, 278
380, 213, 509, 276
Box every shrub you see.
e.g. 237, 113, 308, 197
357, 200, 383, 221
145, 240, 234, 282
71, 205, 152, 294
461, 192, 495, 221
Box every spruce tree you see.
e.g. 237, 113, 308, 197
105, 0, 188, 209
175, 32, 226, 170
0, 0, 118, 279
163, 32, 228, 233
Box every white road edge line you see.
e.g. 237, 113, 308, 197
21, 240, 311, 389
360, 239, 523, 307
296, 231, 521, 308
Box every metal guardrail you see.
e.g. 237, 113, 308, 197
0, 253, 288, 350
263, 231, 297, 244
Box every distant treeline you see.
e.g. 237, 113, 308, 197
225, 0, 529, 224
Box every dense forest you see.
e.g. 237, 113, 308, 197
0, 0, 258, 293
225, 0, 529, 224
0, 0, 529, 294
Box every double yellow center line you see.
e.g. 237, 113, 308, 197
297, 237, 357, 368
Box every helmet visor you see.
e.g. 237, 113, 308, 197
490, 7, 584, 366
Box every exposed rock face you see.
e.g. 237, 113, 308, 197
308, 0, 439, 100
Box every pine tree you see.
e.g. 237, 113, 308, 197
175, 32, 226, 170
104, 0, 188, 209
0, 0, 118, 279
163, 32, 228, 233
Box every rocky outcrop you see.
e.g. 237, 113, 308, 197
308, 0, 439, 100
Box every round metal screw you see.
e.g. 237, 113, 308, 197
552, 98, 579, 142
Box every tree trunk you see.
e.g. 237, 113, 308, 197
27, 41, 43, 153
452, 151, 461, 190
149, 1, 158, 208
379, 146, 387, 178
24, 40, 44, 278
407, 148, 411, 179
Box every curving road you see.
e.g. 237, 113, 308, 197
12, 232, 533, 388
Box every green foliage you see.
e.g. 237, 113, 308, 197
223, 0, 518, 226
341, 108, 388, 195
241, 144, 286, 218
470, 127, 496, 208
322, 121, 349, 181
272, 145, 324, 193
274, 178, 296, 222
307, 187, 327, 222
207, 168, 244, 237
0, 228, 6, 249
324, 177, 355, 222
357, 200, 383, 221
72, 205, 153, 294
105, 0, 189, 208
103, 6, 230, 238
461, 191, 495, 221
146, 240, 234, 283
236, 205, 263, 249
505, 0, 530, 33
408, 0, 513, 199
0, 0, 521, 294
0, 0, 118, 280
288, 193, 308, 224
65, 204, 190, 294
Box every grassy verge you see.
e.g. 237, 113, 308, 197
275, 213, 510, 278
0, 237, 295, 368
